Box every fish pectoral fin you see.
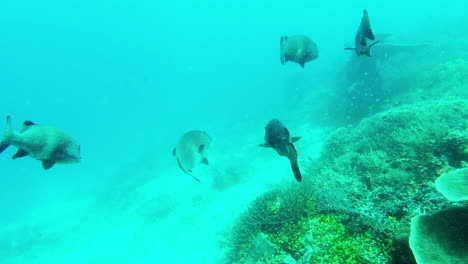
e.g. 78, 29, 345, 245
369, 40, 380, 48
299, 62, 305, 68
198, 144, 206, 154
42, 160, 55, 170
12, 149, 28, 159
201, 157, 209, 165
259, 143, 271, 147
291, 136, 302, 143
172, 148, 176, 157
344, 47, 356, 50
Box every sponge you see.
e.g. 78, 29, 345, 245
435, 168, 468, 201
409, 207, 468, 264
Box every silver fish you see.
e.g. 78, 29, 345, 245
173, 130, 212, 182
0, 116, 81, 170
280, 35, 318, 68
345, 10, 380, 56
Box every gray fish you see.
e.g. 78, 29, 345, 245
173, 130, 212, 182
259, 119, 302, 182
0, 116, 81, 170
345, 9, 379, 56
280, 35, 319, 68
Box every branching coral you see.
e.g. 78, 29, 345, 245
225, 185, 315, 263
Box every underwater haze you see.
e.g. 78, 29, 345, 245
1, 0, 467, 263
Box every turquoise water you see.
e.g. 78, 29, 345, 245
1, 1, 467, 263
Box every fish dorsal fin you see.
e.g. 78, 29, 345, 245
201, 157, 209, 165
12, 149, 28, 159
172, 148, 176, 157
24, 121, 37, 126
361, 10, 375, 40
42, 160, 55, 170
21, 121, 37, 132
363, 28, 375, 41
291, 136, 301, 143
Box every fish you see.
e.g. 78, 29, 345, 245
173, 130, 212, 182
280, 35, 319, 68
259, 119, 302, 182
345, 9, 380, 56
0, 116, 81, 170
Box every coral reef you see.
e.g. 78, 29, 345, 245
312, 100, 468, 236
225, 100, 468, 263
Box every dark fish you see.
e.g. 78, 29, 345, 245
0, 116, 81, 170
280, 35, 318, 68
345, 9, 380, 56
173, 130, 212, 182
259, 119, 302, 182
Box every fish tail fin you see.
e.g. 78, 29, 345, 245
280, 36, 288, 64
0, 116, 14, 154
287, 143, 302, 182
